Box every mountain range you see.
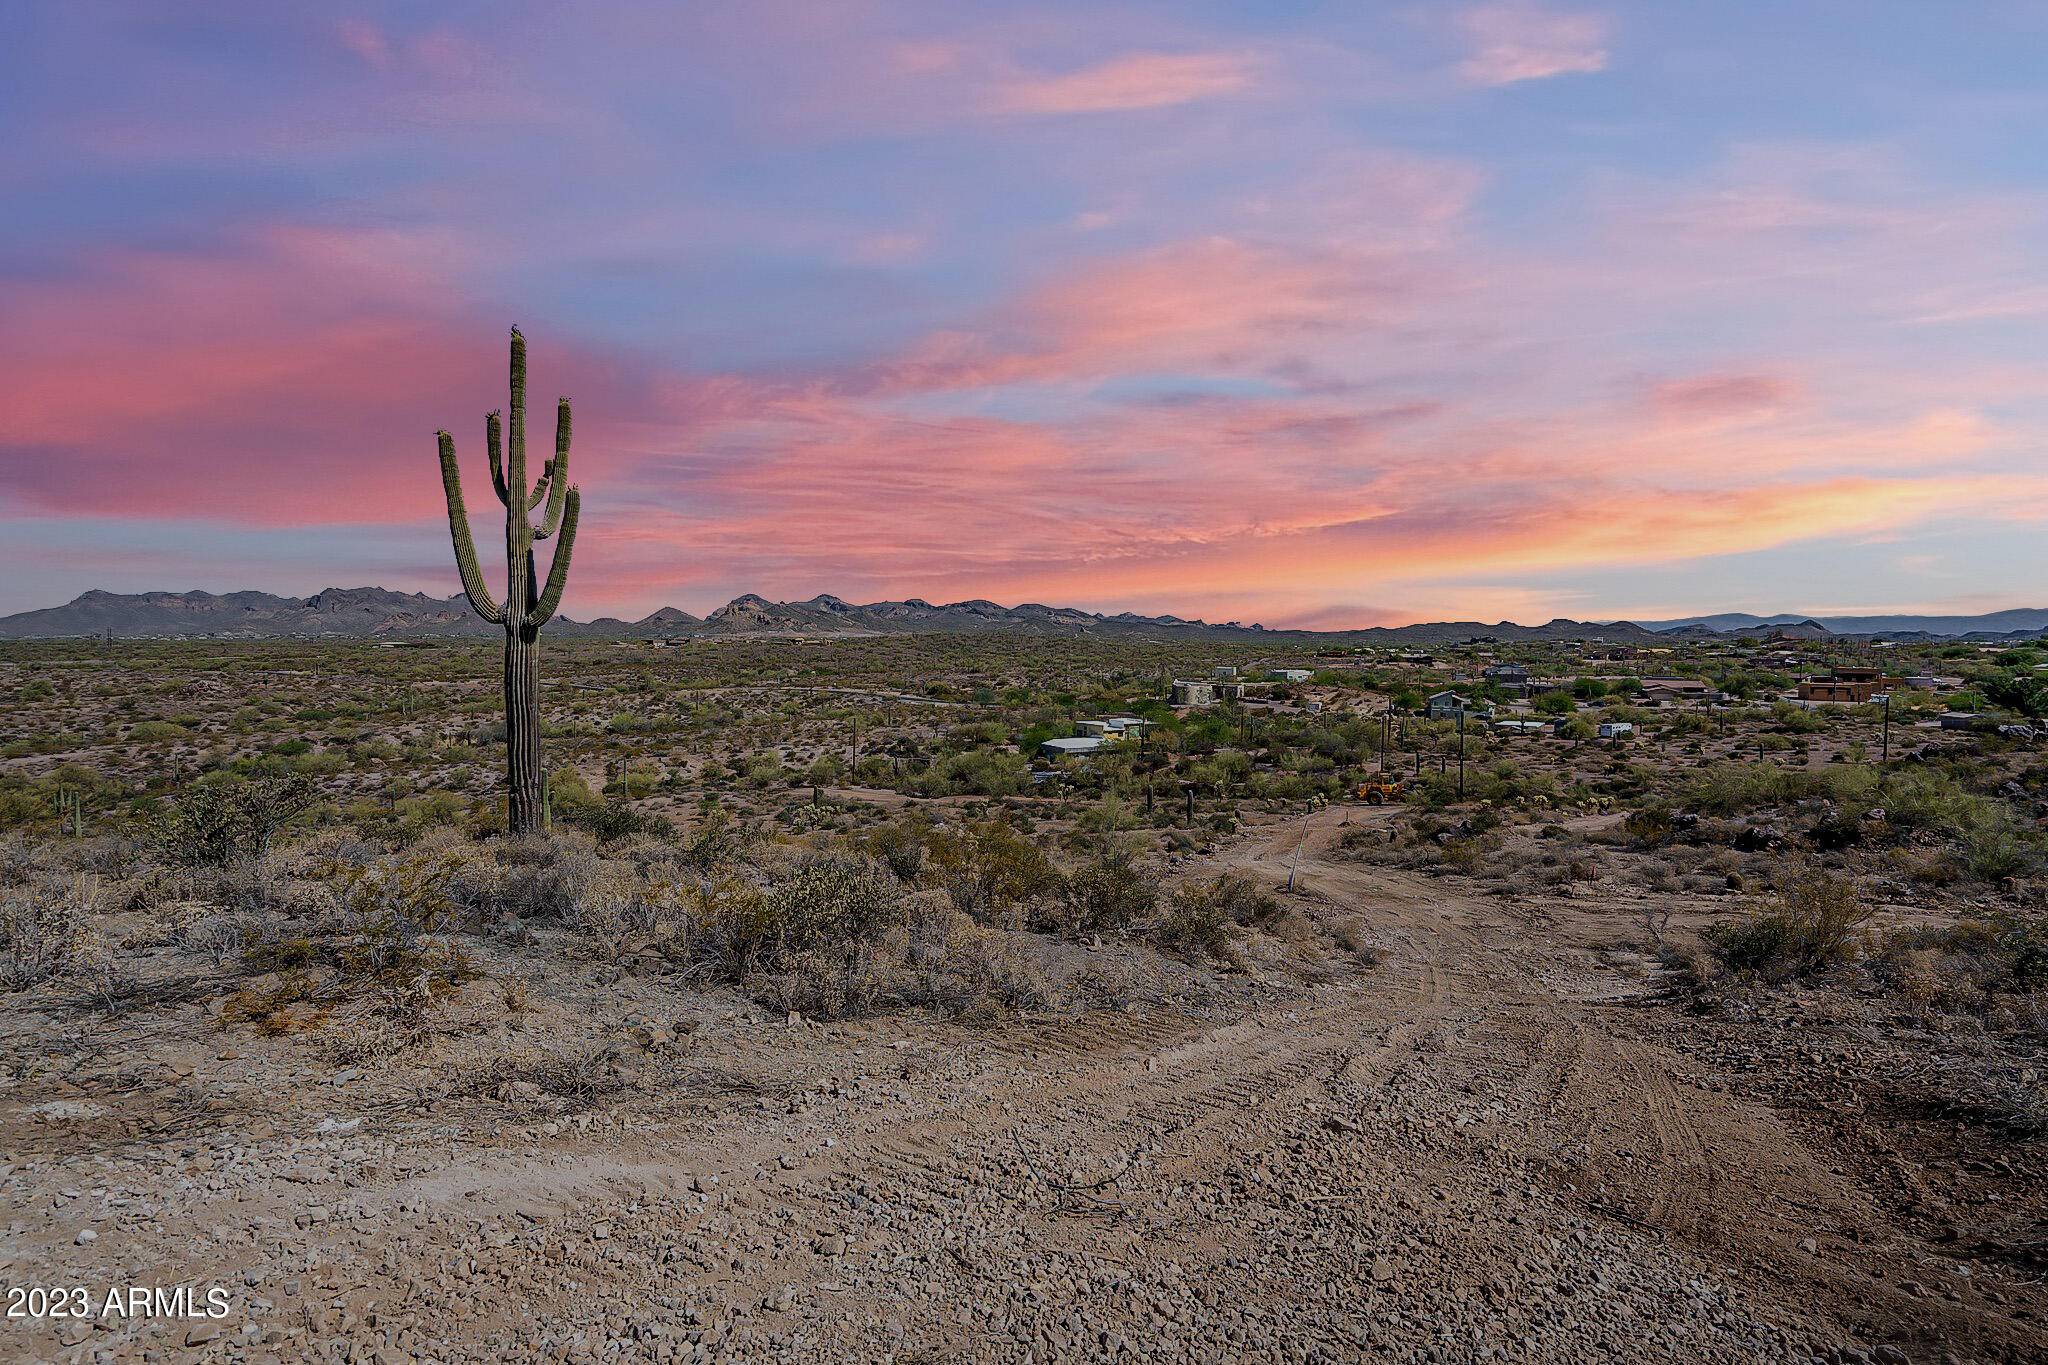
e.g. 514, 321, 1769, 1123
1620, 608, 2048, 637
1, 588, 2043, 644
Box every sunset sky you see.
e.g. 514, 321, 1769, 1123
6, 2, 2047, 627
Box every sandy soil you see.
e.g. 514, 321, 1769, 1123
4, 810, 2042, 1364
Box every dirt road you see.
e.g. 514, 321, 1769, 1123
7, 811, 2041, 1362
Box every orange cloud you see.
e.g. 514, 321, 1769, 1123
994, 51, 1260, 115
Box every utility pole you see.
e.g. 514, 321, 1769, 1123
1457, 710, 1467, 801
1880, 691, 1891, 767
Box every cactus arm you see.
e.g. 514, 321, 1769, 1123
436, 431, 507, 625
525, 486, 580, 628
507, 327, 528, 501
487, 411, 509, 507
534, 398, 571, 536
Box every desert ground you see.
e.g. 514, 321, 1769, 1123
2, 636, 2043, 1363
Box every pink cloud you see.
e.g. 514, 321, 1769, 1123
1647, 372, 1801, 421
1456, 4, 1609, 87
994, 51, 1261, 115
0, 227, 666, 525
334, 20, 393, 69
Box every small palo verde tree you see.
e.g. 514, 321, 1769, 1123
434, 327, 582, 835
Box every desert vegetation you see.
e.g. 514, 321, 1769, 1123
2, 629, 2043, 1362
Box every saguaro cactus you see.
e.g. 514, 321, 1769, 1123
435, 327, 582, 835
56, 784, 84, 838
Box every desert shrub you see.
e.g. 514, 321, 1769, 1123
1153, 887, 1231, 958
1706, 872, 1873, 981
1622, 804, 1673, 847
0, 874, 113, 988
862, 815, 929, 882
1961, 826, 2032, 883
766, 891, 1054, 1021
561, 861, 660, 959
562, 798, 668, 844
176, 911, 261, 961
926, 820, 1057, 926
904, 748, 1025, 798
334, 852, 460, 957
149, 774, 316, 867
1160, 871, 1278, 956
766, 851, 902, 955
688, 875, 780, 978
1685, 763, 1798, 817
498, 831, 603, 919
1871, 912, 2048, 1018
898, 893, 1052, 1015
213, 851, 482, 1036
682, 805, 744, 870
1055, 845, 1157, 936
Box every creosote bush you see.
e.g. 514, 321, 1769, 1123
1055, 845, 1156, 936
1706, 872, 1873, 981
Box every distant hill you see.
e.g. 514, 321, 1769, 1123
0, 588, 699, 641
3, 588, 2042, 644
1629, 608, 2048, 637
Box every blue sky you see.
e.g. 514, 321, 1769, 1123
4, 1, 2046, 626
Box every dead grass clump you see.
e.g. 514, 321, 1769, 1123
175, 910, 261, 961
498, 830, 603, 919
1870, 912, 2047, 1024
746, 886, 1054, 1021
0, 872, 115, 988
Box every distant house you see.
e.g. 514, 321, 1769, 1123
1482, 663, 1531, 685
1797, 678, 1879, 704
1213, 665, 1238, 680
1171, 679, 1215, 707
1040, 736, 1107, 759
1425, 690, 1487, 721
1214, 680, 1247, 700
1075, 720, 1113, 736
1939, 712, 1988, 732
1494, 718, 1547, 735
1598, 721, 1635, 740
1100, 716, 1151, 734
1272, 669, 1314, 683
1638, 676, 1715, 706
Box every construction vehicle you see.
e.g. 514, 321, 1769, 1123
1356, 779, 1406, 805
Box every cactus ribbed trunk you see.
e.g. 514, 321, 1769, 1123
435, 327, 583, 836
505, 625, 543, 834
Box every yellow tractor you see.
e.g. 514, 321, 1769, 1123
1357, 779, 1406, 806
